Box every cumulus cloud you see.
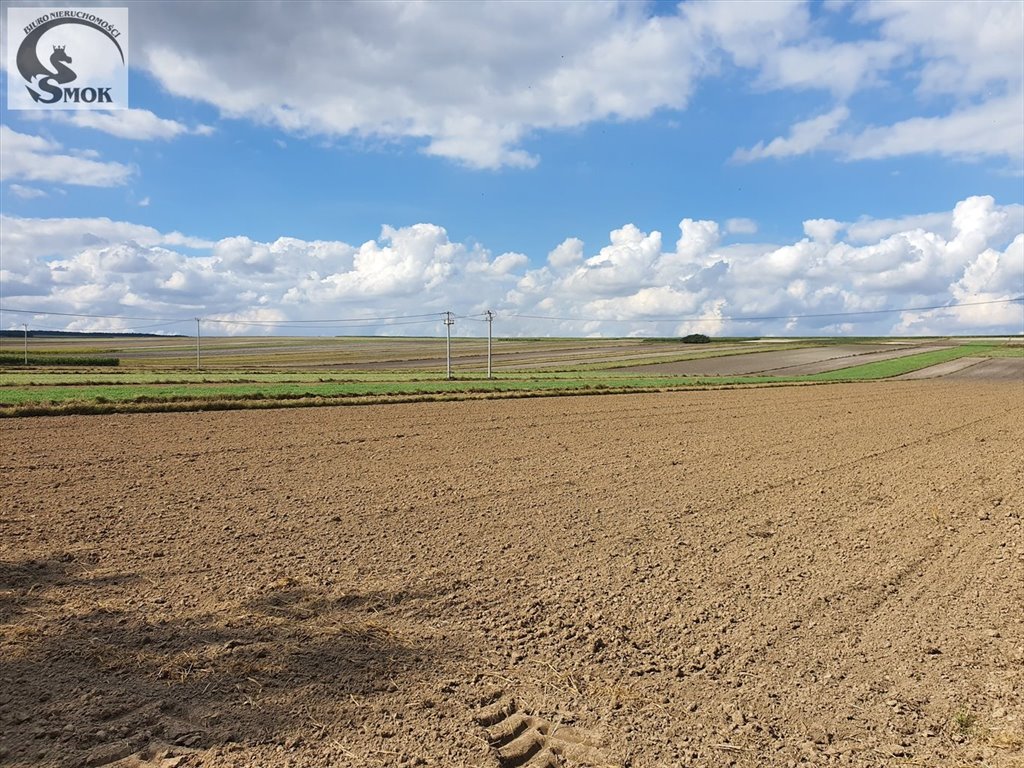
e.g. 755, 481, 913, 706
547, 238, 585, 269
846, 202, 1024, 247
803, 219, 844, 243
2, 196, 1020, 337
0, 126, 134, 187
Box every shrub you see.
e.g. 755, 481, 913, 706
680, 334, 711, 344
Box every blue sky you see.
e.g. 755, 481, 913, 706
1, 0, 1022, 337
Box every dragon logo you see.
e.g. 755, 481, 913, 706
8, 9, 127, 109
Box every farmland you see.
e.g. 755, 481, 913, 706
1, 382, 1021, 767
0, 335, 1020, 416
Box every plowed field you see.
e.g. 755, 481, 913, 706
613, 344, 944, 376
2, 382, 1022, 768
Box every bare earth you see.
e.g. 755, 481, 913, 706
894, 358, 989, 381
2, 383, 1023, 768
756, 346, 952, 377
612, 345, 904, 376
940, 359, 1024, 382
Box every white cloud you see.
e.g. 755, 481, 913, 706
0, 126, 134, 187
490, 252, 530, 275
7, 184, 47, 199
681, 0, 812, 69
842, 93, 1024, 162
732, 107, 850, 162
846, 212, 953, 244
855, 0, 1023, 98
803, 219, 843, 243
0, 214, 213, 262
547, 238, 584, 269
3, 196, 1020, 337
845, 202, 1024, 246
735, 1, 1024, 165
674, 219, 721, 262
725, 218, 758, 235
562, 224, 664, 297
585, 285, 702, 319
1, 127, 60, 154
53, 109, 214, 141
0, 1, 974, 170
132, 1, 705, 169
737, 92, 1024, 166
685, 0, 900, 97
753, 39, 902, 97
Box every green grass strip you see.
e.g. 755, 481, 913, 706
1, 368, 757, 387
805, 344, 1001, 381
0, 374, 812, 408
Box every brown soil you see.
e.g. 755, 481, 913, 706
2, 383, 1022, 768
940, 359, 1024, 382
612, 345, 902, 376
894, 358, 989, 380
758, 346, 951, 377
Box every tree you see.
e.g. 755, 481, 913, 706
681, 333, 711, 343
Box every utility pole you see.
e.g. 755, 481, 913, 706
23, 324, 28, 365
195, 317, 201, 371
484, 310, 494, 379
443, 311, 455, 380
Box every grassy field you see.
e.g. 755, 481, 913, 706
0, 337, 1018, 416
805, 343, 1003, 381
982, 346, 1024, 358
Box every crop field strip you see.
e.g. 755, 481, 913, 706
0, 339, 1019, 417
5, 338, 811, 373
940, 357, 1024, 380
0, 334, 922, 370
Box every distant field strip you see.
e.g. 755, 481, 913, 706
803, 344, 1002, 381
0, 374, 806, 409
0, 341, 1016, 416
0, 371, 478, 386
